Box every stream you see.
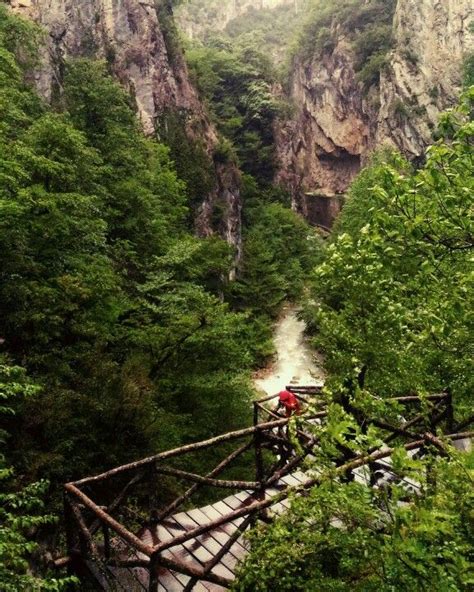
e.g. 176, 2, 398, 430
254, 304, 325, 396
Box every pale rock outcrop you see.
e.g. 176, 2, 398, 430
276, 0, 473, 226
378, 0, 474, 154
9, 0, 242, 256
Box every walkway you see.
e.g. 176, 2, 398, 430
61, 389, 472, 591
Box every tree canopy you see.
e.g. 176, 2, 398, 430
235, 89, 474, 591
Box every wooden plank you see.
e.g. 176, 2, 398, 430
269, 502, 287, 516
149, 517, 242, 590
212, 500, 242, 518
172, 511, 237, 579
198, 503, 249, 572
139, 524, 199, 591
279, 474, 301, 487
186, 507, 246, 561
173, 570, 191, 588
190, 584, 212, 592
263, 487, 281, 500
216, 496, 245, 515
291, 471, 308, 483
218, 493, 253, 511
201, 502, 246, 529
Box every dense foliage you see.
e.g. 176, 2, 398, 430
178, 1, 309, 184
0, 361, 77, 591
177, 0, 309, 71
0, 4, 256, 494
3, 2, 472, 590
185, 40, 283, 184
236, 448, 474, 591
236, 91, 474, 590
305, 90, 473, 414
229, 176, 321, 362
0, 5, 318, 585
178, 1, 321, 351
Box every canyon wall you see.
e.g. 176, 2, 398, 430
9, 0, 242, 260
276, 0, 474, 227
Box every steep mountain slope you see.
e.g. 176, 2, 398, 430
276, 0, 474, 226
176, 0, 299, 40
9, 0, 242, 259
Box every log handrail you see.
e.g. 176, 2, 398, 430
150, 430, 474, 555
64, 483, 154, 557
65, 428, 474, 563
71, 417, 291, 487
62, 388, 467, 591
154, 465, 260, 490
157, 440, 253, 521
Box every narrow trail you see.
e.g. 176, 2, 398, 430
254, 304, 324, 395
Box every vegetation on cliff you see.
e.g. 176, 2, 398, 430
235, 89, 474, 591
2, 1, 473, 590
0, 5, 317, 586
294, 0, 397, 87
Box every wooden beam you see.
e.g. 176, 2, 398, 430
89, 470, 145, 536
154, 466, 260, 490
151, 431, 473, 555
152, 552, 233, 588
371, 419, 419, 440
69, 500, 98, 558
203, 513, 255, 576
392, 393, 448, 403
157, 440, 253, 521
383, 400, 445, 446
64, 484, 154, 557
423, 432, 458, 457
71, 417, 291, 487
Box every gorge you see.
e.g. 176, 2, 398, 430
1, 1, 473, 590
10, 0, 473, 230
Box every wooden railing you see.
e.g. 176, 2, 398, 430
61, 387, 472, 591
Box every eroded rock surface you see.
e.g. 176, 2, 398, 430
9, 0, 242, 254
276, 0, 473, 225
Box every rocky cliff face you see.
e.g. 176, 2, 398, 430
377, 0, 473, 154
176, 0, 298, 40
9, 0, 242, 259
276, 0, 474, 227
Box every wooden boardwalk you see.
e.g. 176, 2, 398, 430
62, 389, 472, 591
130, 471, 307, 591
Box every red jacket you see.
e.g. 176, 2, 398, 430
278, 390, 301, 417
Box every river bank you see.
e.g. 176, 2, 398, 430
254, 304, 325, 396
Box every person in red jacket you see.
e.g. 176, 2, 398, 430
276, 389, 301, 418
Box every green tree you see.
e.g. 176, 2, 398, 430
186, 42, 281, 184
304, 90, 473, 413
236, 89, 474, 592
0, 361, 76, 592
235, 449, 474, 591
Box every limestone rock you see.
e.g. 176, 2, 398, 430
8, 0, 242, 255
276, 0, 473, 226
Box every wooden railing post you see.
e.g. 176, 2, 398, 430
253, 401, 260, 429
254, 405, 265, 500
149, 462, 158, 524
149, 551, 160, 592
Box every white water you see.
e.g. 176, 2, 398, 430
254, 304, 325, 396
